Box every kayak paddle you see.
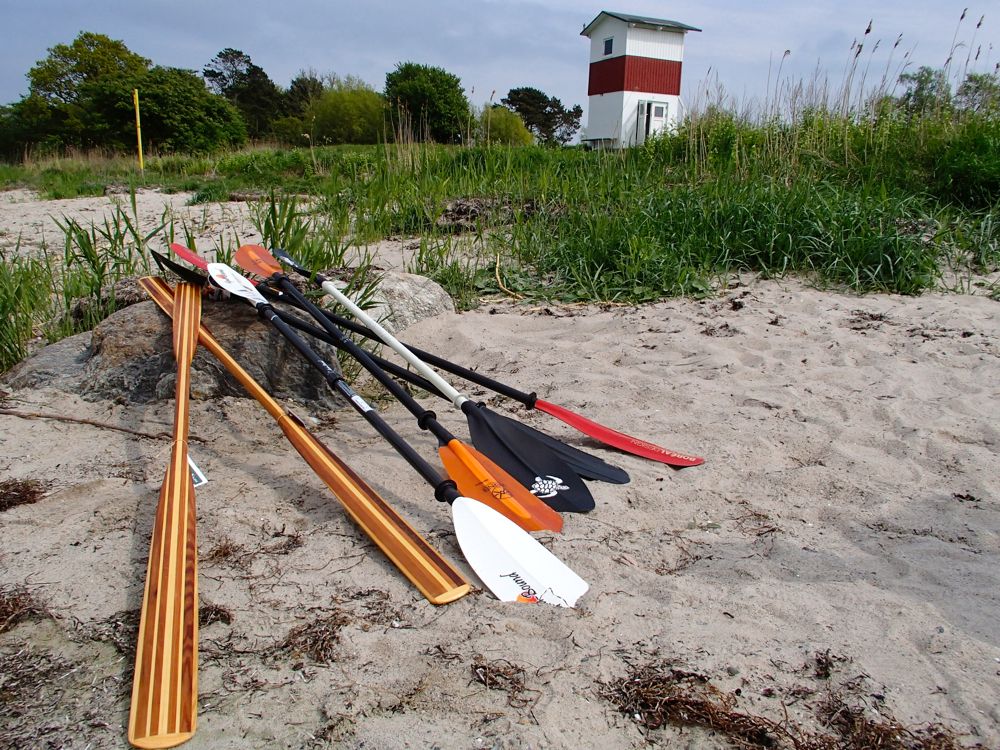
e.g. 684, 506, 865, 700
139, 275, 470, 606
230, 249, 564, 532
153, 251, 560, 534
264, 309, 628, 484
168, 242, 702, 468
241, 245, 595, 514
128, 282, 200, 748
204, 261, 588, 606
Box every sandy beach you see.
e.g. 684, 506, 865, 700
1, 190, 997, 748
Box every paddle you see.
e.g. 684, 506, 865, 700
229, 250, 565, 533
128, 282, 200, 748
138, 276, 469, 606
202, 262, 588, 606
152, 251, 560, 534
261, 309, 628, 484
169, 242, 701, 468
241, 245, 596, 514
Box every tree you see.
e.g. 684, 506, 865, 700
4, 37, 244, 155
478, 105, 533, 146
501, 87, 582, 145
897, 66, 951, 117
203, 48, 284, 138
285, 70, 325, 118
27, 31, 150, 106
77, 66, 246, 152
307, 79, 385, 145
955, 72, 1000, 115
134, 67, 246, 152
10, 32, 153, 150
384, 62, 469, 143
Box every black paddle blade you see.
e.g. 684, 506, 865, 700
151, 250, 209, 285
463, 403, 595, 513
484, 411, 630, 484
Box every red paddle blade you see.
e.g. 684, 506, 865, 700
534, 399, 704, 468
169, 243, 209, 269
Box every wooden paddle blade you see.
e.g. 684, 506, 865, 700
138, 277, 470, 606
129, 460, 198, 748
534, 399, 704, 467
439, 440, 563, 533
280, 412, 470, 604
129, 283, 201, 748
235, 244, 283, 277
451, 498, 587, 607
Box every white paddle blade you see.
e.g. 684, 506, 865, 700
207, 263, 268, 306
451, 497, 588, 608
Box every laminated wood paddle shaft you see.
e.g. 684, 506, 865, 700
139, 277, 469, 606
129, 283, 200, 748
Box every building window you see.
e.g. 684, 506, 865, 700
603, 37, 613, 55
654, 106, 665, 118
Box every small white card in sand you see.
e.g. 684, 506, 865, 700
187, 456, 208, 488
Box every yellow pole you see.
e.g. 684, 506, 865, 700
133, 88, 144, 173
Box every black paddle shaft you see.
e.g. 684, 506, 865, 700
266, 274, 465, 451
314, 307, 537, 408
254, 301, 458, 503
270, 247, 538, 408
271, 309, 629, 485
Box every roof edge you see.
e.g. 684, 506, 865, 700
581, 10, 701, 37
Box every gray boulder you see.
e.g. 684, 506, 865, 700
323, 270, 455, 334
4, 299, 342, 409
4, 271, 456, 407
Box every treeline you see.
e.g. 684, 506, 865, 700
0, 32, 584, 158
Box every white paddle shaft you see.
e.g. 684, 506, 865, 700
318, 279, 468, 409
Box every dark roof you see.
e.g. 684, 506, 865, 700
581, 10, 701, 37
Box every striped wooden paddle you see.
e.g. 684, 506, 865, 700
129, 282, 201, 748
138, 276, 470, 605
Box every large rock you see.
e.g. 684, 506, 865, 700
4, 299, 342, 409
323, 270, 455, 334
4, 271, 456, 406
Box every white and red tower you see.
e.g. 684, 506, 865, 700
580, 10, 700, 148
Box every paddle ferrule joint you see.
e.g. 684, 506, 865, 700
433, 479, 459, 504
415, 410, 438, 431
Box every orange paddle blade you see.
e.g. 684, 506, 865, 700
235, 244, 282, 277
129, 283, 201, 748
439, 439, 563, 533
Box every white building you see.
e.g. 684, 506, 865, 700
581, 10, 701, 148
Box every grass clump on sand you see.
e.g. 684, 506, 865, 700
0, 478, 48, 513
599, 661, 968, 749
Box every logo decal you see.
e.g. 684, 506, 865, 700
499, 571, 539, 603
530, 475, 569, 499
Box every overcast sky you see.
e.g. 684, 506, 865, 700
2, 1, 997, 119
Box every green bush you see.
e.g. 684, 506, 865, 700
307, 85, 385, 145
478, 107, 533, 146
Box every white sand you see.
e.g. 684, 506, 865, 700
1, 190, 997, 748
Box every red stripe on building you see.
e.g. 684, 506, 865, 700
588, 56, 683, 96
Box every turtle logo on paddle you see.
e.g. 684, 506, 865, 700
499, 571, 540, 603
530, 475, 569, 499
